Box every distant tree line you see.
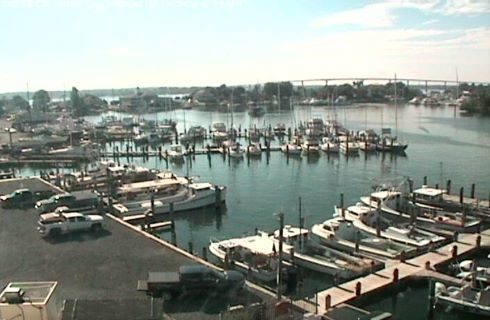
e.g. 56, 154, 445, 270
459, 83, 490, 115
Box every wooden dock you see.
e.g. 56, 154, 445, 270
294, 230, 490, 315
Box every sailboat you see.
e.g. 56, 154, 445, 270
376, 74, 408, 152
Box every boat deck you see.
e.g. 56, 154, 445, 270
294, 229, 490, 315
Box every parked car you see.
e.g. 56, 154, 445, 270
37, 211, 105, 237
0, 188, 55, 209
137, 265, 245, 300
35, 190, 99, 214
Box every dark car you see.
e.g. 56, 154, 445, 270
138, 265, 245, 300
0, 189, 55, 209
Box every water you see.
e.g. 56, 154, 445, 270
18, 104, 490, 315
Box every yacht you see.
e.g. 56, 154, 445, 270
211, 122, 228, 141
338, 136, 360, 155
209, 233, 294, 282
228, 142, 245, 159
273, 123, 286, 136
271, 226, 378, 278
301, 136, 321, 155
114, 172, 226, 216
280, 143, 302, 155
311, 216, 416, 260
342, 203, 445, 249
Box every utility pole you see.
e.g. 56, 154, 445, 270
276, 212, 284, 300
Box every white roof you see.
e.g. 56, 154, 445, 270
414, 187, 445, 197
221, 234, 278, 256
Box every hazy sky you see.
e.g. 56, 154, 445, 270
1, 0, 489, 92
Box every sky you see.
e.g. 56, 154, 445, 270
0, 0, 489, 92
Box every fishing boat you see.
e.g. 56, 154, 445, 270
209, 233, 294, 282
311, 216, 416, 260
342, 203, 445, 249
113, 172, 226, 216
271, 226, 378, 278
361, 189, 481, 233
434, 282, 490, 317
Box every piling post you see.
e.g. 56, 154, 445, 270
427, 279, 435, 319
446, 180, 451, 194
471, 183, 475, 199
202, 247, 208, 261
289, 247, 295, 264
408, 179, 414, 193
355, 282, 361, 297
476, 235, 481, 248
355, 231, 360, 253
435, 183, 439, 189
423, 176, 427, 185
459, 187, 464, 204
452, 245, 458, 259
340, 193, 345, 218
425, 261, 431, 270
188, 241, 193, 254
215, 186, 222, 208
393, 268, 399, 282
325, 295, 331, 310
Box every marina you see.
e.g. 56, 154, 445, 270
0, 91, 489, 320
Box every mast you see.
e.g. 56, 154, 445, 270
277, 82, 281, 111
455, 67, 459, 100
394, 73, 398, 137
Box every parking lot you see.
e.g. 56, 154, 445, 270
0, 178, 265, 319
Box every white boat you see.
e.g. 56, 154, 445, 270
305, 118, 325, 137
211, 122, 228, 141
376, 135, 408, 152
321, 137, 339, 153
311, 216, 416, 260
166, 144, 185, 162
434, 283, 490, 317
271, 226, 376, 278
361, 189, 481, 233
134, 133, 149, 144
208, 233, 293, 282
246, 143, 262, 157
228, 142, 245, 159
281, 143, 302, 155
301, 137, 320, 155
343, 203, 445, 249
358, 140, 377, 152
338, 136, 360, 155
114, 173, 226, 215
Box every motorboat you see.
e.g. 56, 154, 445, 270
246, 143, 262, 157
358, 140, 377, 152
434, 282, 490, 317
166, 144, 185, 162
209, 233, 295, 283
361, 189, 481, 233
228, 142, 245, 159
376, 136, 408, 152
271, 226, 378, 278
321, 137, 339, 153
211, 122, 228, 141
273, 123, 286, 136
311, 216, 416, 260
113, 172, 226, 216
301, 136, 320, 155
342, 203, 445, 249
280, 143, 302, 155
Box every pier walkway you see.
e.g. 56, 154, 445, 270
295, 230, 490, 315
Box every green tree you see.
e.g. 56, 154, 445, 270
71, 87, 86, 116
32, 89, 50, 112
12, 95, 30, 110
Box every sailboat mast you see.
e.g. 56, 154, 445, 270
394, 73, 398, 137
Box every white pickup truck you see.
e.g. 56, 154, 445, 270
37, 211, 105, 237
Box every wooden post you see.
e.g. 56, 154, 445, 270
325, 295, 331, 310
355, 282, 361, 296
459, 187, 464, 204
202, 247, 208, 261
471, 183, 475, 199
188, 241, 193, 254
340, 193, 345, 218
393, 268, 399, 282
423, 176, 427, 185
446, 179, 451, 194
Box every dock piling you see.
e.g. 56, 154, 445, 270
340, 193, 345, 218
355, 282, 361, 297
393, 268, 399, 283
446, 180, 451, 194
459, 187, 464, 204
423, 176, 427, 185
471, 183, 476, 199
202, 247, 208, 261
188, 241, 193, 254
325, 295, 331, 310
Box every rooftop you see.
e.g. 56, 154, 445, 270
413, 187, 445, 197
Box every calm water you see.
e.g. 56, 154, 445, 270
20, 104, 490, 317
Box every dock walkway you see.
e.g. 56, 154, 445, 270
294, 230, 490, 315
